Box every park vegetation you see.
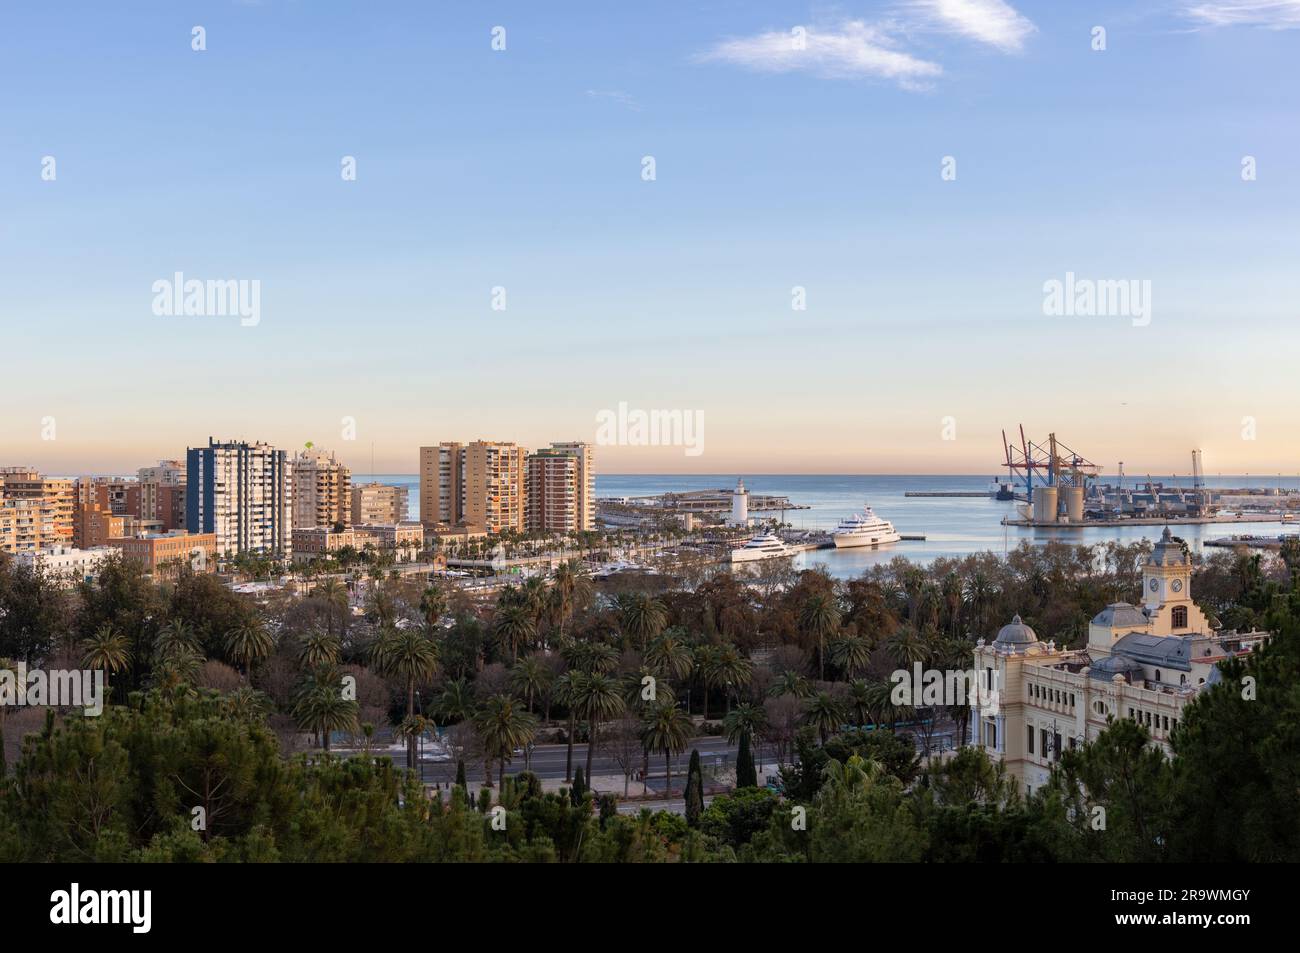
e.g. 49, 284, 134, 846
0, 537, 1296, 862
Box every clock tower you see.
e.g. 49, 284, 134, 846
1142, 527, 1192, 610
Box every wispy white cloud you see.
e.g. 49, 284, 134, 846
586, 89, 642, 111
1184, 0, 1300, 28
904, 0, 1036, 52
697, 21, 943, 90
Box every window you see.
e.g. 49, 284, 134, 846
1155, 669, 1162, 682
1027, 726, 1035, 754
1172, 605, 1188, 629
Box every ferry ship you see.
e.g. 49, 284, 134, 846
831, 504, 901, 549
729, 533, 797, 563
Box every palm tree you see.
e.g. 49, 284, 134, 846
550, 560, 592, 640
799, 593, 841, 682
474, 693, 538, 789
766, 669, 811, 700
313, 578, 350, 636
155, 619, 200, 660
553, 670, 587, 783
640, 699, 693, 798
645, 631, 694, 685
297, 626, 341, 670
223, 684, 268, 722
707, 645, 753, 716
370, 625, 440, 770
434, 677, 477, 725
419, 583, 448, 628
293, 668, 359, 751
618, 592, 668, 650
802, 690, 846, 744
224, 620, 275, 680
494, 604, 536, 662
845, 679, 873, 728
887, 625, 929, 670
81, 625, 130, 699
830, 635, 872, 680
509, 655, 551, 715
154, 643, 204, 691
575, 672, 626, 780
723, 702, 768, 772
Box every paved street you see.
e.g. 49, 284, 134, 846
401, 736, 780, 793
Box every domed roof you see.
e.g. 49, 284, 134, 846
1088, 654, 1145, 682
1091, 602, 1150, 628
994, 614, 1038, 646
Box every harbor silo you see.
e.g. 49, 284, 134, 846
1063, 485, 1085, 522
1033, 485, 1059, 523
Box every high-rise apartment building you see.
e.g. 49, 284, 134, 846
525, 442, 595, 533
419, 443, 462, 526
1, 497, 60, 555
1, 468, 75, 547
292, 449, 352, 530
419, 441, 526, 533
351, 482, 410, 525
138, 460, 186, 527
186, 439, 293, 557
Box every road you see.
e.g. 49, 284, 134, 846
410, 736, 780, 794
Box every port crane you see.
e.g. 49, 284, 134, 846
1000, 427, 1101, 502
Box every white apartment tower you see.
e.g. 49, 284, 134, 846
187, 439, 293, 558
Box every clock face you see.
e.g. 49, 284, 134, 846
1171, 579, 1183, 592
1149, 579, 1159, 591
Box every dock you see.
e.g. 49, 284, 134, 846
905, 491, 989, 498
1003, 513, 1292, 528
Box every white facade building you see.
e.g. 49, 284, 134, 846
971, 528, 1269, 793
16, 545, 115, 586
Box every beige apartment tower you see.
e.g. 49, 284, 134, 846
351, 482, 410, 525
292, 449, 352, 530
420, 441, 526, 533
0, 469, 75, 548
525, 442, 595, 533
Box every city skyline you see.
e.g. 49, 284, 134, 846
4, 1, 1299, 474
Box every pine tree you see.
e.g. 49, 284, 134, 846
736, 732, 758, 788
685, 749, 705, 827
455, 758, 467, 789
571, 766, 587, 806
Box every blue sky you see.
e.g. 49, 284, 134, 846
2, 1, 1299, 476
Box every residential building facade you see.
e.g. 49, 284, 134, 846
186, 439, 293, 558
351, 481, 409, 525
525, 442, 595, 533
292, 448, 352, 529
420, 441, 525, 533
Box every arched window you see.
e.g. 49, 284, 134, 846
1172, 605, 1188, 629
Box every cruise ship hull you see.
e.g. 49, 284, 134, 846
730, 547, 796, 563
831, 531, 901, 549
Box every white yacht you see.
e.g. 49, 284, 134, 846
729, 533, 797, 563
831, 504, 901, 549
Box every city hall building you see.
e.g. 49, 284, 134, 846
970, 528, 1270, 793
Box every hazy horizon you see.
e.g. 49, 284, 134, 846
4, 2, 1298, 476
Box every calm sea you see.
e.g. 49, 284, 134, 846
372, 473, 1300, 579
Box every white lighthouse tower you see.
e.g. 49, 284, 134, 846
729, 478, 749, 527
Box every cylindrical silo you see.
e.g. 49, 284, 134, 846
1063, 485, 1085, 522
1033, 485, 1059, 523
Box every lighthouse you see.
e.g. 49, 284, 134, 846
729, 478, 749, 527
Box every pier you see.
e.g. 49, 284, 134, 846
905, 491, 989, 498
1003, 513, 1291, 528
